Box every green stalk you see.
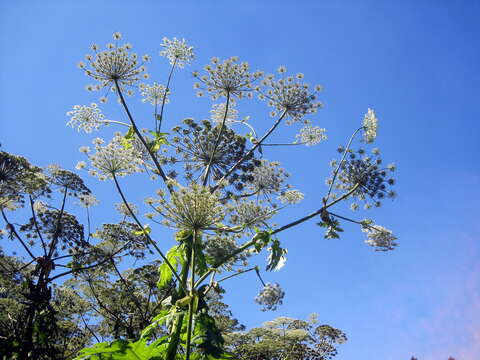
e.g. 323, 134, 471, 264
165, 235, 192, 360
185, 229, 197, 360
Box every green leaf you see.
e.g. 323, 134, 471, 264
157, 245, 184, 289
74, 337, 170, 360
266, 239, 287, 272
140, 310, 171, 340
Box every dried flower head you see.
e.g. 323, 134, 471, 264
47, 165, 91, 197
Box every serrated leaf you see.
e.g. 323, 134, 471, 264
157, 245, 184, 289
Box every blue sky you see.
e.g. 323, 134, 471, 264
1, 1, 480, 359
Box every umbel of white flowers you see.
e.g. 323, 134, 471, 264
147, 182, 224, 230
255, 283, 285, 311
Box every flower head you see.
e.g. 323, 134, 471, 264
152, 183, 224, 230
260, 68, 322, 124
210, 101, 239, 125
278, 189, 304, 204
77, 194, 99, 208
66, 103, 105, 133
80, 33, 148, 92
194, 57, 263, 99
362, 223, 397, 251
295, 125, 327, 146
159, 37, 194, 68
327, 147, 396, 208
85, 135, 144, 179
248, 160, 288, 195
255, 283, 285, 311
229, 200, 273, 229
168, 119, 258, 189
362, 108, 378, 143
139, 82, 169, 106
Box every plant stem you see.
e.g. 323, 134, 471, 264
185, 229, 197, 360
203, 92, 230, 186
165, 236, 192, 360
114, 79, 169, 183
212, 110, 287, 192
157, 59, 177, 132
325, 127, 363, 202
112, 174, 186, 292
272, 183, 360, 235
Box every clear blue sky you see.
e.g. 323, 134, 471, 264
1, 1, 480, 359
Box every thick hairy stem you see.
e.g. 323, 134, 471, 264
185, 230, 197, 360
165, 237, 192, 360
203, 92, 230, 186
114, 79, 169, 183
212, 110, 287, 192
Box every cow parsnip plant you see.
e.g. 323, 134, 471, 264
69, 32, 397, 360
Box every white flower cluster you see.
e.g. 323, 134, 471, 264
255, 283, 285, 311
115, 201, 138, 216
229, 200, 273, 228
66, 103, 105, 133
85, 135, 144, 180
260, 67, 323, 124
203, 235, 243, 268
159, 37, 195, 68
33, 200, 47, 214
139, 82, 169, 106
362, 108, 378, 143
277, 190, 304, 204
210, 101, 238, 125
76, 194, 99, 208
362, 224, 397, 251
249, 160, 288, 195
295, 125, 326, 146
193, 57, 263, 99
151, 183, 224, 230
78, 32, 148, 91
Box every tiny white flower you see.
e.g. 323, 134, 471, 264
362, 108, 378, 143
66, 104, 105, 133
159, 37, 195, 68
